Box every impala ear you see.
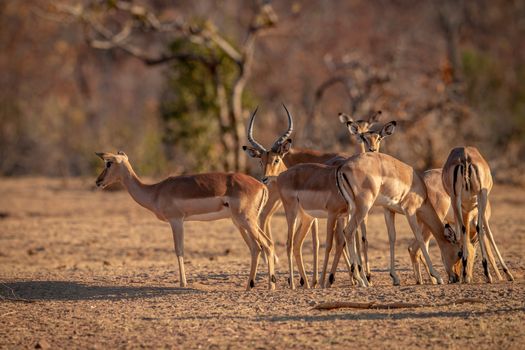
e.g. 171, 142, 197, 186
95, 152, 108, 160
338, 113, 353, 124
242, 145, 262, 158
275, 139, 292, 155
117, 151, 128, 160
380, 121, 397, 137
346, 121, 360, 135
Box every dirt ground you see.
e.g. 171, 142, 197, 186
0, 177, 524, 349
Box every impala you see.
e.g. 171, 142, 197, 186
441, 146, 514, 283
95, 151, 277, 290
408, 168, 501, 284
276, 162, 367, 288
331, 152, 462, 285
339, 111, 397, 283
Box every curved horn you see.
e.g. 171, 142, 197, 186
272, 104, 294, 150
247, 106, 267, 152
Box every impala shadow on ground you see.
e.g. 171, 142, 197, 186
0, 281, 203, 301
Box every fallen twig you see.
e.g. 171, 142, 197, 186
0, 311, 17, 317
313, 298, 483, 311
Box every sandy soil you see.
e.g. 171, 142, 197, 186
0, 177, 524, 349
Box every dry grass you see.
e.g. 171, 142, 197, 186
0, 177, 524, 349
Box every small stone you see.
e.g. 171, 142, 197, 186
27, 247, 45, 255
35, 339, 50, 349
103, 260, 111, 266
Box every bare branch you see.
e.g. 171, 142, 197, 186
54, 2, 218, 66
52, 0, 279, 172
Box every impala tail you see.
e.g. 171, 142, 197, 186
453, 154, 482, 197
335, 165, 356, 218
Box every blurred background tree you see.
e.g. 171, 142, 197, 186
0, 0, 523, 184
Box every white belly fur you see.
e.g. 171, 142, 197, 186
303, 209, 328, 218
185, 207, 230, 221
177, 197, 231, 221
297, 190, 333, 218
375, 194, 404, 213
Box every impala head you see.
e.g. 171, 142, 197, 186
339, 110, 396, 152
95, 151, 129, 188
242, 105, 293, 184
440, 240, 463, 283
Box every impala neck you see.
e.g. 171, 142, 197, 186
356, 142, 366, 154
120, 163, 156, 213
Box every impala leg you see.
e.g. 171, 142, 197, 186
311, 218, 320, 288
463, 211, 476, 283
408, 239, 423, 284
283, 208, 298, 290
286, 218, 297, 289
422, 240, 437, 284
343, 212, 368, 287
338, 219, 355, 285
327, 219, 355, 287
360, 215, 371, 282
169, 219, 187, 288
356, 219, 370, 284
412, 235, 438, 284
332, 203, 369, 288
406, 212, 443, 285
476, 190, 493, 283
320, 215, 336, 288
484, 235, 502, 281
234, 223, 261, 290
483, 203, 514, 281
293, 214, 314, 289
384, 209, 400, 285
246, 218, 276, 290
450, 193, 469, 283
260, 189, 282, 264
355, 226, 363, 281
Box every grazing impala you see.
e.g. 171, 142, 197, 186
441, 147, 514, 283
408, 168, 502, 284
243, 106, 396, 288
331, 152, 462, 285
95, 151, 277, 290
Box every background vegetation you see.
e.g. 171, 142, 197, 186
1, 0, 524, 184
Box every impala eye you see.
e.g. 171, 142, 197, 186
274, 159, 280, 164
106, 162, 112, 168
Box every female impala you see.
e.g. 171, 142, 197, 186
408, 168, 502, 284
441, 146, 514, 283
95, 151, 276, 290
331, 152, 462, 285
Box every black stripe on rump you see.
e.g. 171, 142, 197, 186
472, 164, 483, 194
453, 164, 461, 196
335, 165, 345, 199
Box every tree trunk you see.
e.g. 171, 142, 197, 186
213, 68, 235, 171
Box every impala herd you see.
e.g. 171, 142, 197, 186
95, 106, 514, 290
